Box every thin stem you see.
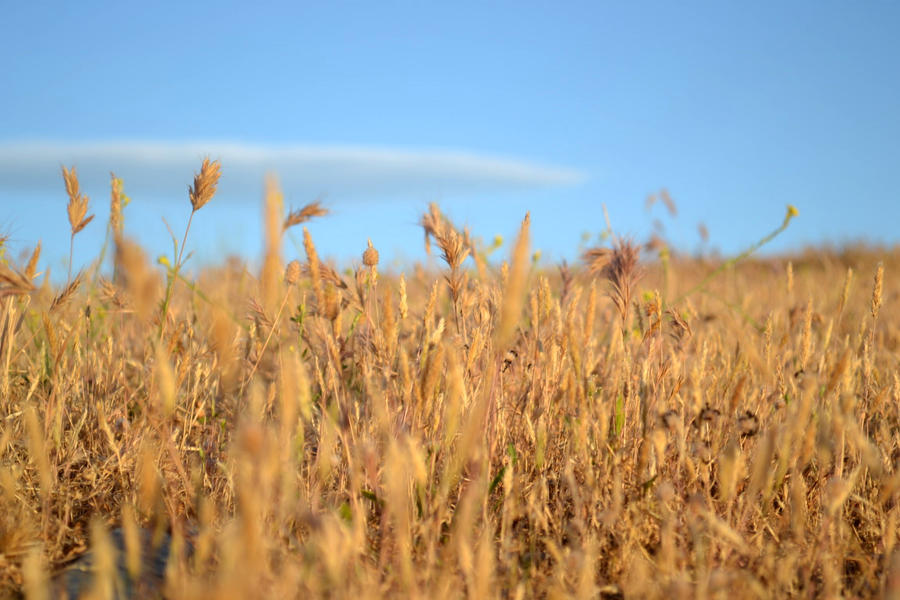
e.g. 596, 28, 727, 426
671, 215, 793, 306
175, 210, 195, 273
242, 289, 291, 395
68, 234, 75, 285
94, 221, 114, 287
159, 209, 196, 337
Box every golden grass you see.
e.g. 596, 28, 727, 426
0, 163, 899, 598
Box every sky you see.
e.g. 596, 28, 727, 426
2, 1, 899, 277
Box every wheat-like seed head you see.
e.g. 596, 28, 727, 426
110, 173, 124, 238
49, 271, 83, 313
188, 158, 221, 211
872, 261, 884, 321
303, 227, 324, 310
62, 166, 94, 235
581, 247, 611, 275
584, 239, 642, 326
283, 201, 329, 231
0, 263, 35, 298
24, 243, 41, 281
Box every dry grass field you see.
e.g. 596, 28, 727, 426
1, 161, 898, 598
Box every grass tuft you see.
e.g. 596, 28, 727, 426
2, 164, 899, 599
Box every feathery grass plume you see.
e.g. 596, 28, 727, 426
582, 247, 611, 276
24, 243, 41, 281
63, 166, 94, 235
420, 202, 445, 256
49, 270, 83, 313
302, 226, 325, 311
62, 165, 94, 283
586, 238, 643, 334
0, 262, 35, 299
300, 261, 345, 291
160, 158, 221, 334
421, 205, 470, 334
283, 200, 328, 231
422, 203, 483, 283
188, 157, 221, 212
109, 172, 124, 240
495, 212, 530, 349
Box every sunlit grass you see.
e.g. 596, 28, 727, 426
0, 164, 898, 598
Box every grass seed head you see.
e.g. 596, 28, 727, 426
285, 259, 301, 285
62, 165, 94, 235
24, 242, 41, 281
188, 157, 221, 212
0, 263, 36, 298
591, 238, 643, 327
872, 261, 884, 321
283, 200, 329, 231
109, 173, 124, 238
363, 239, 379, 267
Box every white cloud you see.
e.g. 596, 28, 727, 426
0, 140, 586, 200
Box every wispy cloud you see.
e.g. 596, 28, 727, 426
0, 140, 586, 200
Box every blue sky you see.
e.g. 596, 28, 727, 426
2, 1, 899, 276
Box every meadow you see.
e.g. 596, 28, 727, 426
0, 160, 898, 598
